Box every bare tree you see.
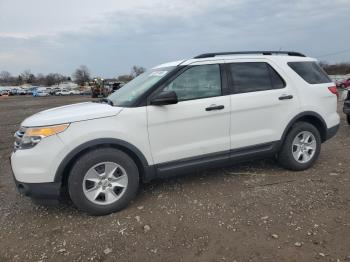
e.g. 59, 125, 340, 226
45, 74, 57, 86
117, 74, 133, 82
0, 70, 71, 86
44, 73, 66, 86
0, 71, 12, 84
73, 65, 91, 86
36, 73, 46, 86
20, 70, 32, 83
320, 62, 350, 75
131, 66, 146, 78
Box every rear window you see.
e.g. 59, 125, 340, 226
288, 61, 331, 84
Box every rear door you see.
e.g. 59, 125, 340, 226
226, 59, 300, 150
147, 62, 231, 165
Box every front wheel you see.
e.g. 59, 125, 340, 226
278, 122, 321, 171
68, 148, 139, 215
347, 115, 350, 125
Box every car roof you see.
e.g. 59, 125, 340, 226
153, 52, 316, 69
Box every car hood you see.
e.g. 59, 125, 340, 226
22, 102, 123, 127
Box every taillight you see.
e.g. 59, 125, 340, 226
328, 86, 339, 97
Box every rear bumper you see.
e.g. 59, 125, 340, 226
325, 124, 339, 141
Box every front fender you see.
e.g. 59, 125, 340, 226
54, 138, 155, 183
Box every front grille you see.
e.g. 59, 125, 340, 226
14, 127, 26, 150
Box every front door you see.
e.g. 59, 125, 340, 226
147, 63, 231, 165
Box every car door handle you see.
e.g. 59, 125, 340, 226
205, 105, 225, 111
279, 94, 293, 100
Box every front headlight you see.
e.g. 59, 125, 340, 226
14, 123, 69, 150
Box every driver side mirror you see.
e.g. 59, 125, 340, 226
150, 91, 178, 106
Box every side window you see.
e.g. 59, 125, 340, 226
229, 62, 285, 93
163, 64, 221, 101
288, 62, 331, 84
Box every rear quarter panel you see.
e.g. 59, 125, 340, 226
280, 62, 339, 128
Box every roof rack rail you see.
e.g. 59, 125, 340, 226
194, 51, 306, 59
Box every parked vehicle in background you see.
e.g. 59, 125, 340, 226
55, 89, 80, 95
106, 81, 125, 93
10, 51, 340, 216
17, 89, 27, 95
343, 90, 350, 124
26, 87, 36, 95
90, 79, 124, 98
81, 90, 92, 96
91, 78, 108, 98
50, 87, 60, 95
337, 78, 350, 89
70, 90, 81, 95
55, 89, 69, 95
9, 89, 18, 96
0, 90, 10, 96
33, 90, 50, 97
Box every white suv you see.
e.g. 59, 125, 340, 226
11, 51, 340, 215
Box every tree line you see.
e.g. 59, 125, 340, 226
3, 61, 347, 87
0, 65, 146, 86
320, 62, 350, 75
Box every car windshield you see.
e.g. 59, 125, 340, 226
108, 67, 174, 107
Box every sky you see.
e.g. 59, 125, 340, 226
0, 0, 350, 78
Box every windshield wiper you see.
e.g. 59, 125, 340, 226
97, 98, 114, 106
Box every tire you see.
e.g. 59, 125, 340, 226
347, 115, 350, 125
278, 121, 321, 171
68, 148, 139, 215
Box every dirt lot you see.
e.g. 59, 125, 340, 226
0, 95, 349, 262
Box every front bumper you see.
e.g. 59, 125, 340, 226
13, 177, 61, 199
10, 134, 67, 200
10, 158, 61, 199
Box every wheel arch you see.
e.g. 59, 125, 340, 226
55, 138, 156, 188
281, 111, 328, 143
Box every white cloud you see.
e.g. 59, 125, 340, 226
0, 0, 349, 76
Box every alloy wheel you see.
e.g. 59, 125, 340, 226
82, 162, 128, 205
292, 131, 317, 164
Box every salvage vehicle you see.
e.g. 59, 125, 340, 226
11, 51, 340, 215
337, 78, 350, 89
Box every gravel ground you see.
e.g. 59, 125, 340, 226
0, 95, 349, 262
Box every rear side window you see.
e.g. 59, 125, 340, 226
229, 62, 285, 93
288, 62, 331, 84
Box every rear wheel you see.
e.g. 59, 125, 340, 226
347, 115, 350, 125
278, 122, 321, 171
68, 148, 139, 215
